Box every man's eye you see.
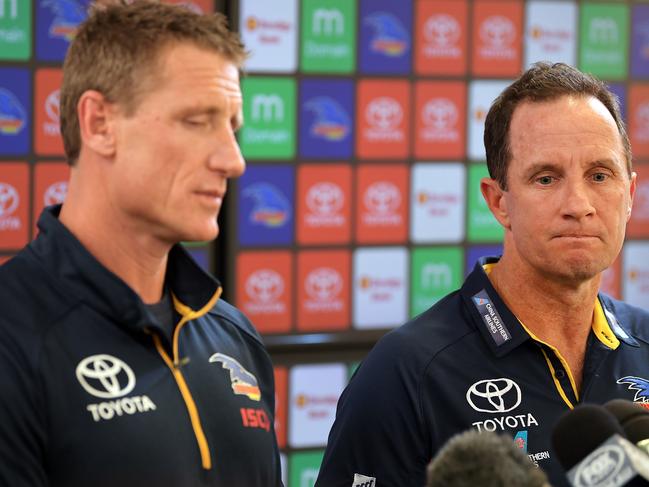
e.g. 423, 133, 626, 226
592, 172, 608, 182
537, 175, 554, 185
185, 118, 208, 127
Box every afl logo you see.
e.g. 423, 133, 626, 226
76, 354, 136, 399
466, 378, 522, 413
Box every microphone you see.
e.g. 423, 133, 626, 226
605, 399, 649, 454
552, 404, 649, 486
426, 429, 551, 487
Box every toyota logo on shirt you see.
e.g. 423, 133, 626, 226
76, 354, 136, 399
466, 378, 522, 413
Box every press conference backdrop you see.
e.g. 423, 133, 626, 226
1, 0, 649, 485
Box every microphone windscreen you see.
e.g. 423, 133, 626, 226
427, 430, 549, 487
623, 416, 649, 447
605, 399, 649, 427
551, 404, 625, 471
605, 399, 649, 446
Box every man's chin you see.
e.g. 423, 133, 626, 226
179, 225, 219, 244
552, 259, 606, 285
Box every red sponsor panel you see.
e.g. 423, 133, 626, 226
297, 249, 350, 331
355, 164, 408, 244
164, 0, 214, 13
630, 85, 649, 159
33, 162, 70, 236
415, 0, 468, 75
273, 366, 287, 448
0, 162, 30, 250
296, 164, 351, 245
356, 79, 410, 159
628, 163, 649, 238
0, 255, 14, 265
471, 1, 523, 77
600, 257, 621, 300
236, 251, 292, 333
414, 81, 466, 160
34, 69, 64, 156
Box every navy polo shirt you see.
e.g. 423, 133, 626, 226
316, 257, 649, 487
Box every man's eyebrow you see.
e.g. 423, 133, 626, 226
177, 105, 221, 116
523, 158, 622, 174
521, 162, 562, 177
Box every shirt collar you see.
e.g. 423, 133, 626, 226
30, 205, 221, 334
461, 256, 637, 357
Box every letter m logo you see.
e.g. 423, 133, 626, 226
589, 18, 618, 44
313, 8, 344, 36
251, 94, 284, 122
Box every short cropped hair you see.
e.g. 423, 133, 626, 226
484, 62, 631, 190
60, 0, 247, 165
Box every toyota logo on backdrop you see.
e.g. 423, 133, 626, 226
76, 354, 136, 399
366, 97, 403, 131
246, 269, 284, 303
306, 268, 342, 302
466, 378, 522, 413
424, 14, 460, 47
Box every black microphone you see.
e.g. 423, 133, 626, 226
552, 404, 649, 486
426, 429, 551, 487
605, 399, 649, 454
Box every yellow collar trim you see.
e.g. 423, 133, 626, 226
482, 263, 619, 350
592, 298, 619, 350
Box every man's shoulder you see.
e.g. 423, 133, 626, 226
371, 290, 476, 367
0, 249, 76, 337
600, 294, 649, 343
209, 298, 264, 345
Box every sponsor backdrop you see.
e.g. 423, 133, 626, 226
1, 1, 649, 485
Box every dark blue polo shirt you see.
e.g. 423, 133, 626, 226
0, 206, 282, 487
316, 257, 649, 487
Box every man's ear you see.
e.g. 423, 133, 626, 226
480, 177, 511, 230
627, 171, 637, 223
77, 90, 117, 158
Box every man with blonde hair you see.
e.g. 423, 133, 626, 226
0, 2, 282, 485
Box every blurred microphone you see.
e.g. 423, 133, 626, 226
552, 404, 649, 486
426, 429, 551, 487
605, 399, 649, 454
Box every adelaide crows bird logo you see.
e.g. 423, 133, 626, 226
243, 182, 291, 228
43, 0, 87, 41
209, 353, 261, 401
617, 376, 649, 403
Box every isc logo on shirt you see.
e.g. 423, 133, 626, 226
352, 473, 376, 487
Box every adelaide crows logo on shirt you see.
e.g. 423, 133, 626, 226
617, 376, 649, 405
209, 353, 261, 401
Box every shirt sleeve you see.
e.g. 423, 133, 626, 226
0, 324, 48, 487
315, 333, 430, 487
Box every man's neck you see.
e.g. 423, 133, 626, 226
59, 174, 170, 304
488, 254, 601, 391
